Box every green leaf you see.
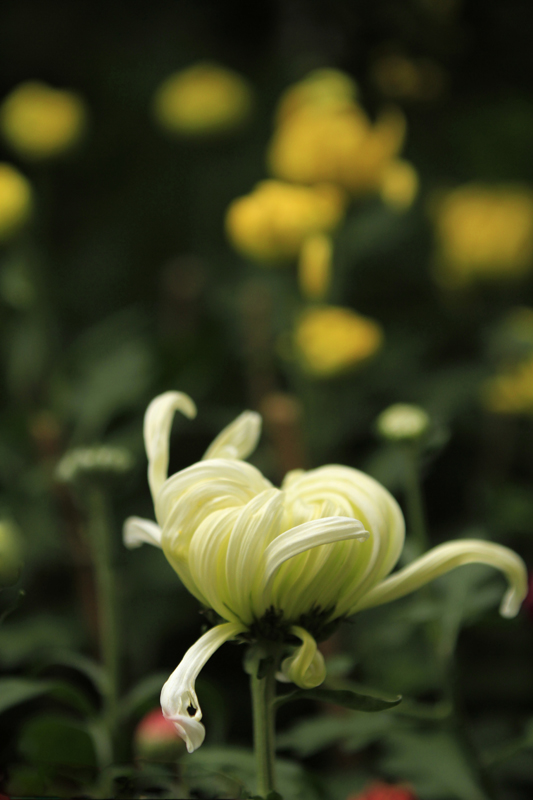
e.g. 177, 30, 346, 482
382, 730, 488, 800
275, 686, 401, 712
183, 746, 317, 800
47, 680, 97, 717
119, 671, 168, 720
0, 677, 50, 714
18, 714, 97, 770
277, 713, 395, 757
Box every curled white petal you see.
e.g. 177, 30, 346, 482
281, 626, 326, 689
260, 517, 369, 596
202, 411, 262, 461
169, 714, 206, 753
144, 391, 197, 500
352, 539, 528, 618
160, 621, 246, 753
123, 516, 162, 549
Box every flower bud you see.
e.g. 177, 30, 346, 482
347, 781, 417, 800
55, 446, 133, 484
134, 708, 185, 761
376, 404, 430, 442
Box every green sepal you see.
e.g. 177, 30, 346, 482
257, 655, 275, 680
274, 686, 402, 712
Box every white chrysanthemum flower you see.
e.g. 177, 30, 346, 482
124, 391, 527, 752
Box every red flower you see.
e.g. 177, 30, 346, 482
347, 781, 417, 800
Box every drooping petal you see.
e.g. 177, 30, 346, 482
144, 391, 197, 500
160, 621, 246, 753
351, 539, 528, 618
281, 626, 326, 689
203, 411, 262, 461
257, 517, 369, 609
123, 516, 162, 549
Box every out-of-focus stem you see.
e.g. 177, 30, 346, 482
86, 486, 120, 740
404, 442, 429, 555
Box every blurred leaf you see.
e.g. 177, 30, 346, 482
183, 746, 317, 800
382, 729, 488, 800
5, 318, 50, 399
278, 712, 395, 757
40, 650, 109, 697
0, 615, 80, 668
275, 686, 401, 712
0, 253, 37, 310
119, 671, 168, 720
18, 713, 97, 769
0, 675, 95, 718
0, 677, 50, 714
323, 653, 355, 678
54, 310, 155, 441
47, 680, 97, 717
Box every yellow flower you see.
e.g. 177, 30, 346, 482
0, 163, 32, 241
268, 100, 406, 196
379, 159, 419, 211
226, 180, 345, 262
298, 233, 333, 300
124, 391, 527, 752
152, 62, 253, 137
483, 357, 533, 414
293, 306, 384, 377
432, 184, 533, 287
275, 68, 358, 124
0, 82, 87, 160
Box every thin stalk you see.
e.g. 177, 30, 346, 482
250, 651, 278, 798
403, 442, 429, 555
86, 486, 120, 741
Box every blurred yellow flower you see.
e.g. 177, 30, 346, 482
298, 233, 332, 299
0, 81, 87, 160
152, 62, 253, 137
268, 102, 406, 196
226, 180, 345, 262
293, 305, 383, 377
379, 159, 419, 211
275, 68, 358, 124
0, 163, 32, 241
432, 184, 533, 286
483, 357, 533, 415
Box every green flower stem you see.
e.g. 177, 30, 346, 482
250, 648, 278, 798
403, 442, 429, 555
86, 485, 120, 741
